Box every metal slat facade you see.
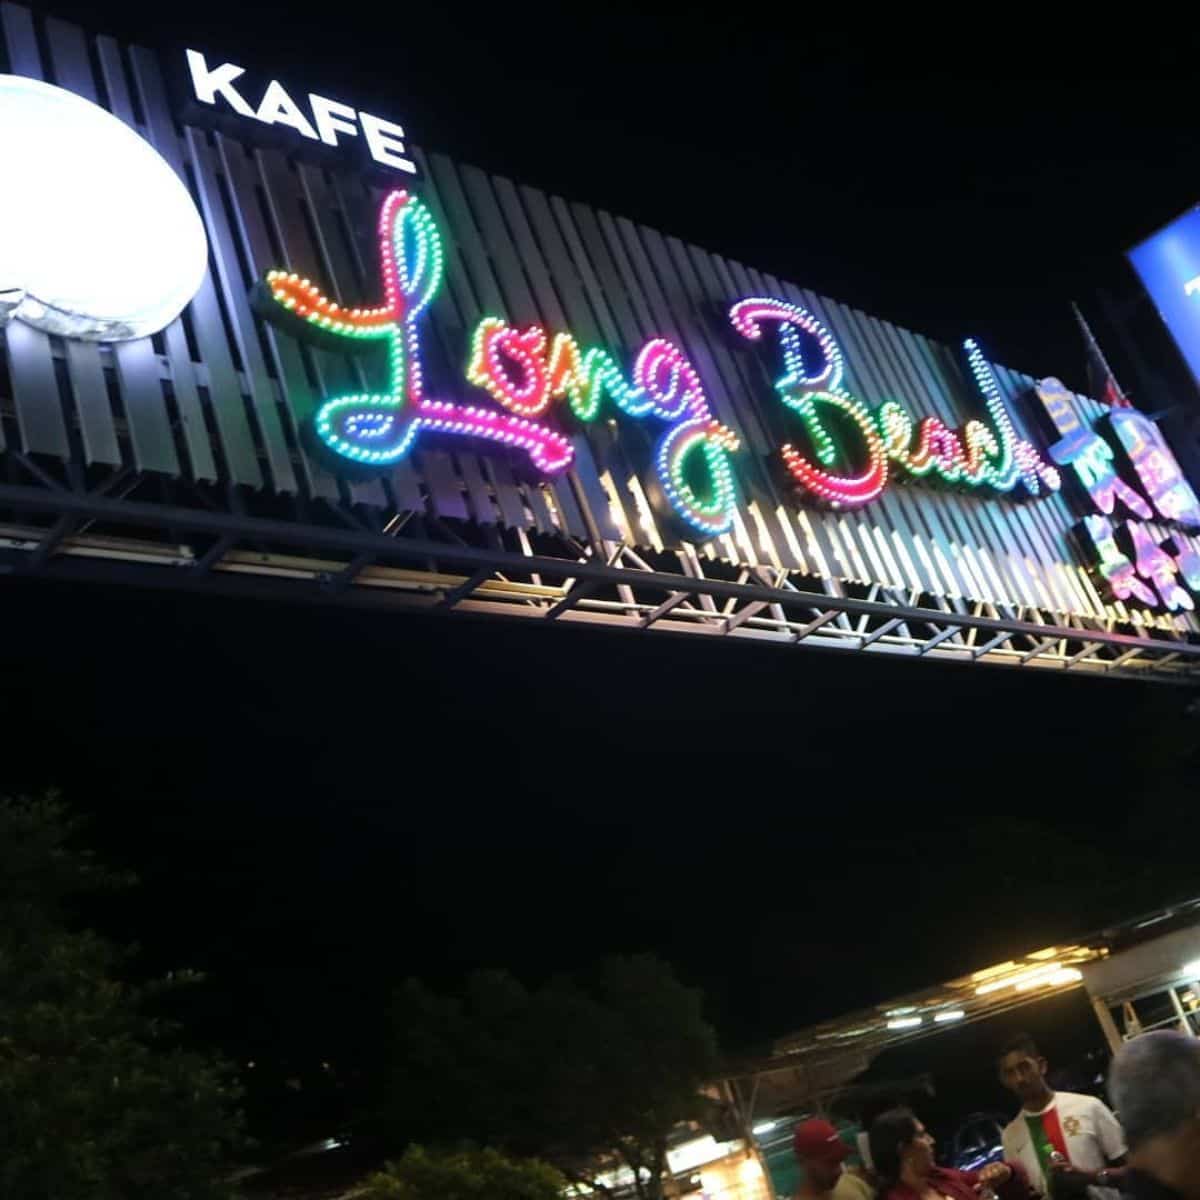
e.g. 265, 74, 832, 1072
1, 4, 1198, 681
1, 4, 67, 459
96, 34, 207, 480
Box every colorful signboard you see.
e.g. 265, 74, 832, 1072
1, 11, 1198, 672
1034, 378, 1200, 611
256, 190, 1068, 539
256, 186, 1200, 624
257, 190, 739, 538
1129, 206, 1200, 388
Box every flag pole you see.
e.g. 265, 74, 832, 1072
1071, 299, 1131, 408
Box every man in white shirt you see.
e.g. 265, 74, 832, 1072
998, 1033, 1127, 1200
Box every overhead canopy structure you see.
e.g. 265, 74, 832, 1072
709, 944, 1102, 1133
1081, 898, 1200, 1047
773, 943, 1103, 1060
713, 895, 1200, 1130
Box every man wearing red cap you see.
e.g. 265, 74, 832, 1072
794, 1118, 873, 1200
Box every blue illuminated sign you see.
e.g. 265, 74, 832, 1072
1128, 206, 1200, 387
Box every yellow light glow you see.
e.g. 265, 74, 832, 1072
971, 961, 1018, 983
625, 474, 664, 553
978, 962, 1063, 995
739, 1157, 764, 1181
1027, 947, 1061, 961
1048, 968, 1083, 986
1016, 966, 1082, 992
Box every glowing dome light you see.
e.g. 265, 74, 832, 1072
0, 74, 208, 341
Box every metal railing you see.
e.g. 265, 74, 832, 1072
0, 471, 1197, 684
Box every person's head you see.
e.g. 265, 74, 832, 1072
794, 1118, 849, 1192
1110, 1031, 1200, 1196
997, 1033, 1052, 1107
869, 1107, 935, 1187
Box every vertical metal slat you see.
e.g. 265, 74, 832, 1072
128, 45, 262, 489
94, 34, 195, 478
42, 16, 121, 467
212, 133, 339, 502
185, 129, 297, 493
0, 3, 68, 459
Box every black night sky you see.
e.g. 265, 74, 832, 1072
9, 0, 1200, 1155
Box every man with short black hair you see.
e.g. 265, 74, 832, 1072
997, 1033, 1126, 1200
1109, 1030, 1200, 1200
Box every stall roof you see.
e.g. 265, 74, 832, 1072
708, 896, 1200, 1126
771, 942, 1105, 1060
767, 893, 1200, 1066
708, 944, 1101, 1118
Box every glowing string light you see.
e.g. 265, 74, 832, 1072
633, 340, 739, 535
465, 316, 740, 537
467, 318, 552, 416
730, 298, 1061, 507
730, 297, 844, 391
778, 390, 889, 506
730, 298, 886, 506
259, 190, 573, 472
656, 419, 741, 538
554, 340, 646, 421
964, 338, 1060, 494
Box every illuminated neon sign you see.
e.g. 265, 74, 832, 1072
257, 190, 742, 537
1036, 377, 1200, 612
729, 298, 1061, 507
256, 184, 1200, 606
260, 191, 572, 473
466, 322, 740, 537
0, 74, 207, 341
259, 193, 1068, 540
185, 50, 415, 174
1106, 408, 1200, 527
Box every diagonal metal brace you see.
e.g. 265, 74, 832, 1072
860, 616, 902, 648
792, 610, 838, 643
725, 600, 768, 634
1019, 637, 1060, 664
971, 630, 1016, 660
641, 591, 689, 629
920, 625, 965, 655
436, 565, 494, 610
545, 580, 599, 620
26, 515, 75, 569
320, 553, 374, 595
192, 534, 236, 575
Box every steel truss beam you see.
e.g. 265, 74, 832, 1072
0, 480, 1196, 683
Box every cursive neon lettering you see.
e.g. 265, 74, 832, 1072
731, 297, 1061, 507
